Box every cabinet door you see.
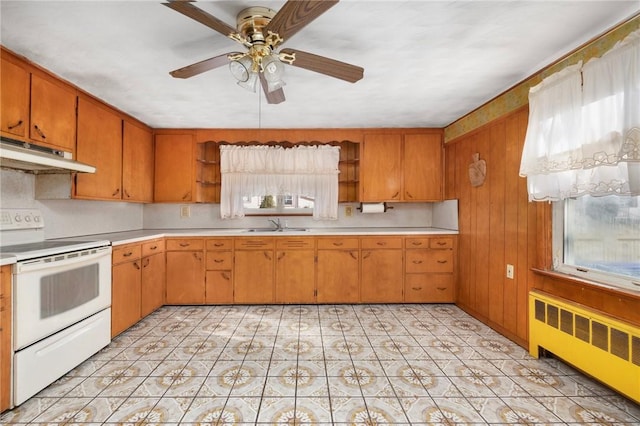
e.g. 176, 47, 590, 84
154, 133, 195, 202
404, 133, 443, 201
234, 250, 274, 304
1, 56, 29, 139
275, 249, 316, 303
141, 252, 166, 317
123, 120, 154, 202
166, 251, 205, 304
361, 249, 404, 302
112, 260, 142, 337
316, 250, 359, 303
205, 270, 234, 304
361, 133, 402, 201
30, 72, 76, 152
76, 97, 123, 200
0, 265, 11, 412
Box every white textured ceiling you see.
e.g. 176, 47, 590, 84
1, 1, 638, 130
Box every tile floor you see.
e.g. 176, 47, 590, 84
2, 304, 639, 425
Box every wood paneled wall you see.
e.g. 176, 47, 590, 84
445, 106, 640, 348
445, 106, 538, 347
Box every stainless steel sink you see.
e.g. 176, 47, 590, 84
245, 227, 309, 232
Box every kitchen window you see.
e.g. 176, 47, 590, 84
243, 194, 314, 215
553, 195, 640, 292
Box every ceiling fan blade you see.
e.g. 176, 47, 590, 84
163, 1, 240, 41
265, 0, 339, 45
170, 52, 239, 79
280, 48, 363, 83
259, 73, 285, 104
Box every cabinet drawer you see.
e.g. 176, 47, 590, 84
405, 237, 430, 248
166, 239, 204, 251
317, 238, 359, 250
430, 237, 454, 249
206, 251, 233, 270
276, 238, 314, 249
112, 244, 141, 264
206, 238, 233, 250
405, 274, 454, 303
405, 249, 453, 273
235, 238, 274, 250
142, 239, 165, 257
360, 236, 402, 249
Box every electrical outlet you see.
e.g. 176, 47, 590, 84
506, 264, 515, 279
345, 205, 353, 217
180, 205, 191, 218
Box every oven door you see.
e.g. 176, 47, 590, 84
13, 245, 112, 351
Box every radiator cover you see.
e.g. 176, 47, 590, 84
529, 290, 640, 403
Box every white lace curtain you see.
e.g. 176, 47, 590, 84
220, 144, 340, 220
519, 29, 640, 201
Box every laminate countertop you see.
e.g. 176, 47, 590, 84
50, 227, 458, 247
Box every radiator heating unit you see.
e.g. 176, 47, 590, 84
529, 290, 640, 403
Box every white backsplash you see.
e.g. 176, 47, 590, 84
1, 169, 458, 238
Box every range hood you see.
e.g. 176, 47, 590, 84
0, 138, 96, 174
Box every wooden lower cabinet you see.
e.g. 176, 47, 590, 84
275, 238, 316, 303
166, 239, 205, 304
140, 240, 165, 317
316, 238, 360, 303
0, 265, 12, 412
234, 238, 275, 304
361, 237, 404, 303
404, 236, 456, 303
205, 238, 233, 304
111, 244, 142, 337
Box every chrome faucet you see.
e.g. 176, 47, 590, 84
269, 218, 282, 230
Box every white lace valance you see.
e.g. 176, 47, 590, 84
520, 29, 640, 201
220, 144, 340, 220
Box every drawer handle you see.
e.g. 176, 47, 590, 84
411, 287, 422, 291
214, 243, 224, 247
436, 287, 447, 291
179, 243, 190, 247
412, 260, 423, 264
150, 245, 158, 250
332, 242, 344, 246
376, 241, 387, 246
411, 241, 423, 246
437, 260, 448, 264
214, 259, 224, 263
133, 262, 141, 270
436, 241, 447, 246
123, 251, 133, 257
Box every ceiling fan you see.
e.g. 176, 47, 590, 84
163, 0, 364, 104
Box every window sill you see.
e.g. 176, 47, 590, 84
532, 268, 640, 298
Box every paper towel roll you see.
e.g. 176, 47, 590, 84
360, 203, 386, 213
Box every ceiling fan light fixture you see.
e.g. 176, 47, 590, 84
237, 71, 259, 93
229, 56, 253, 82
262, 54, 285, 82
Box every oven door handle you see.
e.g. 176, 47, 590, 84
15, 246, 112, 274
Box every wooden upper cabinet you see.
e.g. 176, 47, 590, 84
361, 133, 403, 202
123, 120, 154, 202
75, 96, 123, 200
361, 131, 443, 202
0, 55, 30, 139
404, 133, 443, 201
154, 133, 195, 202
30, 72, 77, 152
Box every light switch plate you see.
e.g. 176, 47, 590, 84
180, 205, 190, 218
